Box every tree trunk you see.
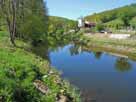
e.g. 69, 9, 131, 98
6, 16, 16, 46
11, 0, 16, 46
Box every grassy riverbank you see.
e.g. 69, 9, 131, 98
0, 31, 80, 102
84, 34, 136, 60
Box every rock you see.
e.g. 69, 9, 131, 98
57, 95, 68, 102
60, 89, 65, 94
43, 75, 48, 78
49, 70, 54, 74
33, 80, 49, 94
54, 78, 62, 84
56, 94, 73, 102
0, 96, 3, 102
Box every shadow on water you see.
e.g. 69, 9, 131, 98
30, 39, 69, 63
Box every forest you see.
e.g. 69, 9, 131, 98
0, 0, 78, 46
85, 4, 136, 30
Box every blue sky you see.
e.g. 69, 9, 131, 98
46, 0, 136, 20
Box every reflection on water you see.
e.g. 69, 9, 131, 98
93, 52, 103, 60
115, 58, 132, 72
69, 45, 83, 56
48, 44, 136, 102
32, 43, 136, 102
68, 45, 133, 72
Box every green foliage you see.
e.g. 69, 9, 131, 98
48, 16, 77, 33
18, 15, 47, 42
104, 19, 124, 29
21, 0, 48, 44
90, 24, 104, 32
0, 32, 81, 101
45, 16, 81, 48
85, 3, 136, 29
87, 34, 136, 48
0, 0, 48, 45
0, 48, 46, 101
85, 4, 136, 23
130, 17, 136, 29
0, 18, 7, 31
95, 24, 104, 31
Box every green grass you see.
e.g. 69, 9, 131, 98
87, 35, 136, 47
0, 31, 80, 102
84, 34, 136, 60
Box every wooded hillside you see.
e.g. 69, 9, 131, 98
85, 4, 136, 29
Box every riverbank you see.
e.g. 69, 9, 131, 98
0, 31, 80, 102
84, 34, 136, 60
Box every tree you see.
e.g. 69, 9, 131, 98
130, 17, 136, 30
19, 0, 48, 45
0, 0, 17, 46
120, 14, 130, 27
0, 0, 48, 46
91, 24, 104, 32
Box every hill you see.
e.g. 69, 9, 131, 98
49, 16, 75, 24
48, 16, 77, 31
85, 3, 136, 28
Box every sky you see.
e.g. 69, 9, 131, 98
46, 0, 136, 20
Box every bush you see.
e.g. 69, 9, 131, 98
91, 24, 104, 32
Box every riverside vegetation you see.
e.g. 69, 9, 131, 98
82, 4, 136, 59
0, 0, 81, 101
82, 34, 136, 60
1, 0, 136, 101
0, 31, 81, 102
85, 3, 136, 32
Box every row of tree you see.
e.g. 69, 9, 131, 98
0, 0, 79, 46
0, 0, 48, 46
85, 3, 136, 30
48, 16, 77, 34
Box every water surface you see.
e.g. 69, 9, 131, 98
49, 44, 136, 102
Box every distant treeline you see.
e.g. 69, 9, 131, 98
0, 0, 77, 46
85, 4, 136, 30
0, 0, 48, 46
48, 16, 77, 33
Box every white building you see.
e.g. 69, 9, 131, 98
78, 17, 84, 28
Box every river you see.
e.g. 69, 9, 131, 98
48, 44, 136, 102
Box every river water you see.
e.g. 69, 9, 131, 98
48, 44, 136, 102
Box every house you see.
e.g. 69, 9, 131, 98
84, 21, 96, 28
78, 17, 96, 28
78, 17, 84, 28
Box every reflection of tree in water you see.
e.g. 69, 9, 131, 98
93, 52, 103, 60
69, 45, 83, 56
31, 40, 68, 63
30, 30, 83, 60
115, 58, 132, 72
